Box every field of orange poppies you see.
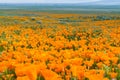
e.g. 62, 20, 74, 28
0, 13, 120, 80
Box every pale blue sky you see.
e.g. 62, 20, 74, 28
0, 0, 100, 3
0, 0, 120, 5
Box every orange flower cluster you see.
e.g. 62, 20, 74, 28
0, 15, 120, 80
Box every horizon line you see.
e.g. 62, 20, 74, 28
0, 3, 119, 5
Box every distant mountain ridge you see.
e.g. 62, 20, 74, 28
0, 3, 120, 10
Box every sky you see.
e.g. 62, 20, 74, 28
0, 0, 120, 5
0, 0, 100, 3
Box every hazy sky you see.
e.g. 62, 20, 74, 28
0, 0, 120, 4
0, 0, 99, 3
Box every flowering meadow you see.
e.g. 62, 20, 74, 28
0, 14, 120, 80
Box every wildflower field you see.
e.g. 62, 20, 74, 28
0, 12, 120, 80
